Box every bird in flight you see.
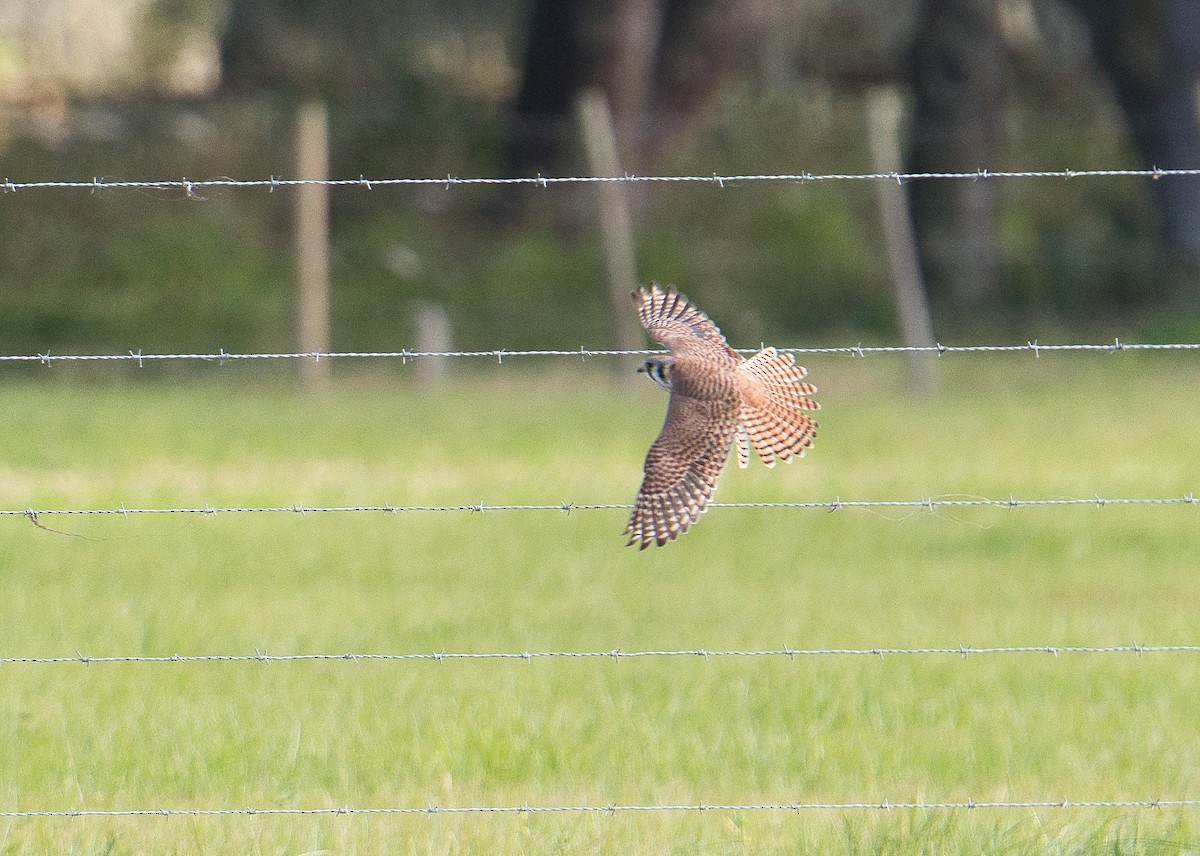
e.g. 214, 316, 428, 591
625, 283, 819, 549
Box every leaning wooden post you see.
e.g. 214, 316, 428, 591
575, 87, 643, 381
295, 99, 332, 391
865, 87, 939, 397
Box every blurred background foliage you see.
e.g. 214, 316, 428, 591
0, 0, 1197, 358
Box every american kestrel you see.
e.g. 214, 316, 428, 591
625, 283, 820, 549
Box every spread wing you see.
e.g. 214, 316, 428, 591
632, 282, 742, 362
624, 393, 738, 549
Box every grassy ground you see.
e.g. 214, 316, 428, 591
1, 354, 1199, 854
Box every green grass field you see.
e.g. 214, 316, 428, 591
2, 355, 1199, 854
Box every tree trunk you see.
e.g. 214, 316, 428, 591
907, 0, 1004, 308
1064, 0, 1200, 292
507, 0, 662, 177
506, 0, 587, 177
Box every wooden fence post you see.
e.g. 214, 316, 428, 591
575, 88, 643, 381
295, 99, 331, 391
865, 87, 939, 397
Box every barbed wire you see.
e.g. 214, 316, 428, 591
3, 340, 1200, 366
6, 494, 1198, 522
3, 797, 1198, 819
4, 166, 1200, 196
3, 644, 1198, 667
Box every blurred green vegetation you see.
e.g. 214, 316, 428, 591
1, 73, 1197, 359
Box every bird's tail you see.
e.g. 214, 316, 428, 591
735, 347, 819, 468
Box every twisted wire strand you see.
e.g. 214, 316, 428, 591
2, 798, 1198, 819
6, 494, 1199, 519
3, 340, 1200, 365
3, 644, 1198, 667
4, 166, 1200, 195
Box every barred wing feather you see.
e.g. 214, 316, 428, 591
633, 282, 741, 362
625, 395, 738, 549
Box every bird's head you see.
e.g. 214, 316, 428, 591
637, 356, 673, 390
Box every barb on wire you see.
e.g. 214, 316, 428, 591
5, 166, 1200, 194
2, 340, 1200, 365
3, 494, 1198, 520
1, 797, 1198, 819
2, 644, 1198, 667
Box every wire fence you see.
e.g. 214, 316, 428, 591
4, 798, 1200, 819
6, 165, 1200, 835
3, 340, 1200, 366
3, 644, 1199, 667
6, 494, 1199, 522
4, 166, 1200, 196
